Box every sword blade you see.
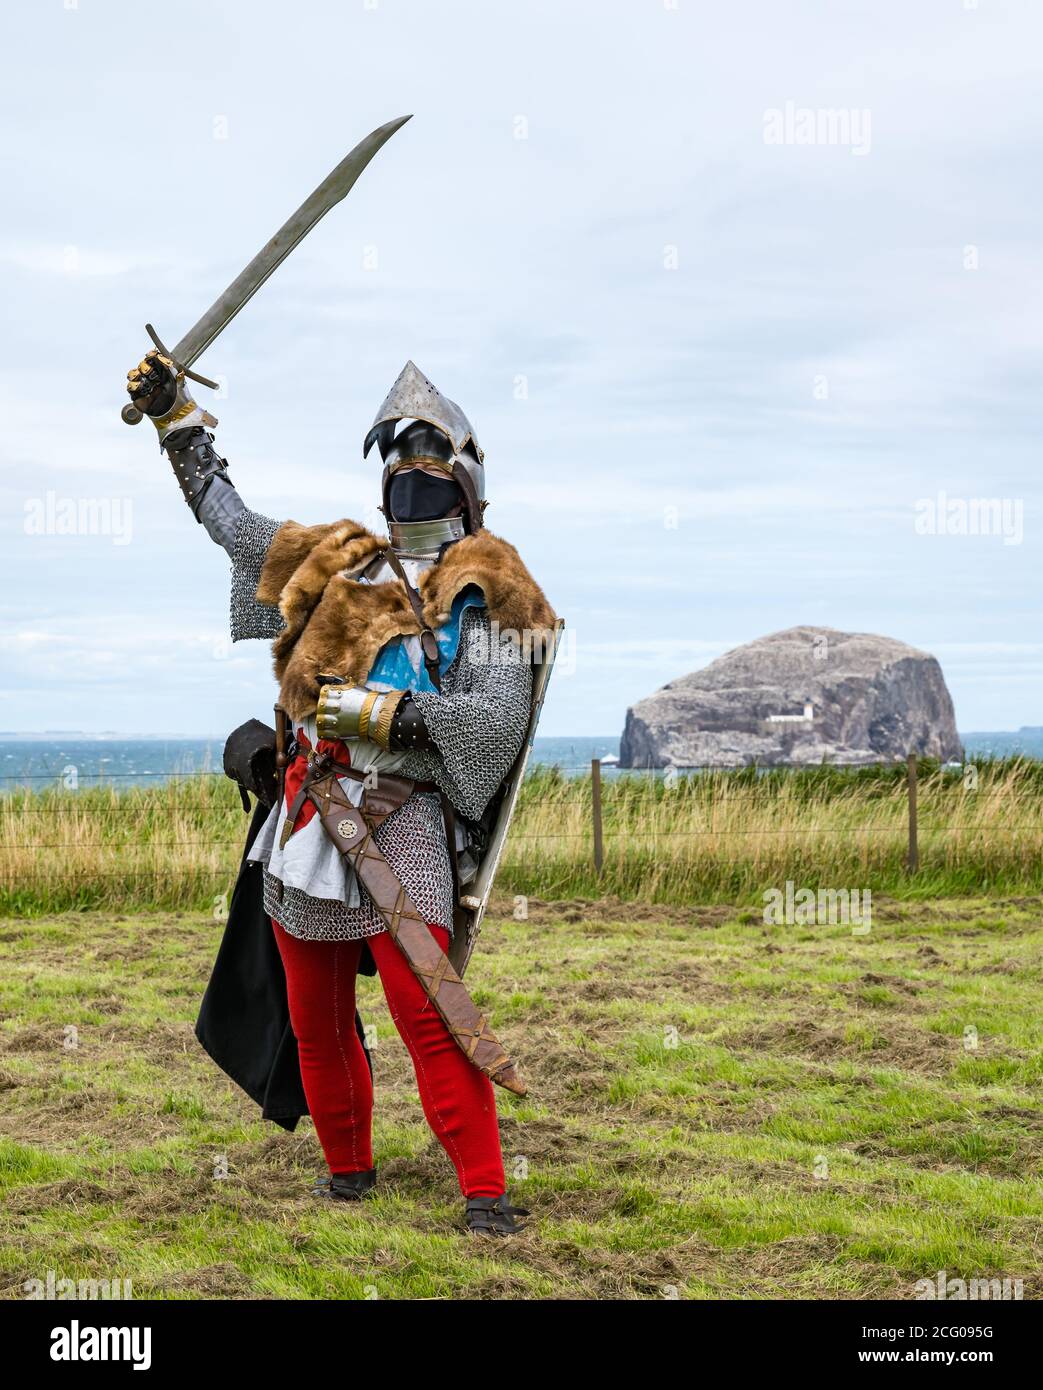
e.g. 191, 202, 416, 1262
173, 114, 412, 367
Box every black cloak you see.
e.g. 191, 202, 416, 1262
195, 799, 372, 1131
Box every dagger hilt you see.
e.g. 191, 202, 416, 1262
122, 322, 220, 426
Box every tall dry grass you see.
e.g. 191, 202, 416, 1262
498, 760, 1043, 902
0, 776, 244, 915
0, 760, 1040, 914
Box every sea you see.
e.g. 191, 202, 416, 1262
0, 730, 1040, 791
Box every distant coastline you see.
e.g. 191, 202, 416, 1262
0, 729, 1040, 790
3, 728, 1041, 742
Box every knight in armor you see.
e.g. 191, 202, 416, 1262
126, 351, 556, 1236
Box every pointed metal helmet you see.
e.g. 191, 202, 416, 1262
364, 361, 486, 533
364, 361, 483, 461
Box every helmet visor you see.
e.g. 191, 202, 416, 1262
388, 467, 464, 523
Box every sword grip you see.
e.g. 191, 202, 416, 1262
122, 403, 144, 425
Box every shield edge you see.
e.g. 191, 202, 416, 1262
449, 619, 565, 976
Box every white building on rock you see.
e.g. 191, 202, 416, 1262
767, 702, 814, 724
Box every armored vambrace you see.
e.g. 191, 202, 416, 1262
163, 426, 232, 519
316, 685, 434, 753
133, 360, 228, 520
389, 694, 431, 752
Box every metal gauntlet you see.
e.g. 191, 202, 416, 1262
145, 360, 218, 446
316, 684, 407, 750
163, 426, 232, 518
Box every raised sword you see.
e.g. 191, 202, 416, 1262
122, 114, 411, 424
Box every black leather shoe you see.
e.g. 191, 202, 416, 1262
465, 1193, 529, 1236
312, 1169, 377, 1202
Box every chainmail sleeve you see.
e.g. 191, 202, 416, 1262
399, 606, 532, 821
230, 508, 285, 642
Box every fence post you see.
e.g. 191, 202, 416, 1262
906, 751, 919, 873
591, 757, 604, 876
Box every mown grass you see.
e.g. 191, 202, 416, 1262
1, 758, 1041, 914
1, 895, 1041, 1299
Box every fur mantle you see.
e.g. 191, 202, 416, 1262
255, 519, 557, 720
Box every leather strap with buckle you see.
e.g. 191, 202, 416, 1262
277, 736, 436, 849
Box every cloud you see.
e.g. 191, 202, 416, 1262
0, 243, 169, 278
0, 0, 1040, 734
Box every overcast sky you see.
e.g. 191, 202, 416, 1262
1, 0, 1040, 737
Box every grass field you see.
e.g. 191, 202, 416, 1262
1, 893, 1041, 1300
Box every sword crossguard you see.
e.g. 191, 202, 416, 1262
121, 322, 220, 426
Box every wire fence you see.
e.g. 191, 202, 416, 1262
5, 826, 1043, 849
1, 755, 1040, 905
2, 762, 611, 781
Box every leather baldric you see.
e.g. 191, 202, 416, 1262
381, 547, 443, 691
282, 752, 525, 1096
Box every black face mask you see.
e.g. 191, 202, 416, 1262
388, 468, 463, 522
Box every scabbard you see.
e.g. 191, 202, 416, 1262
305, 772, 526, 1096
